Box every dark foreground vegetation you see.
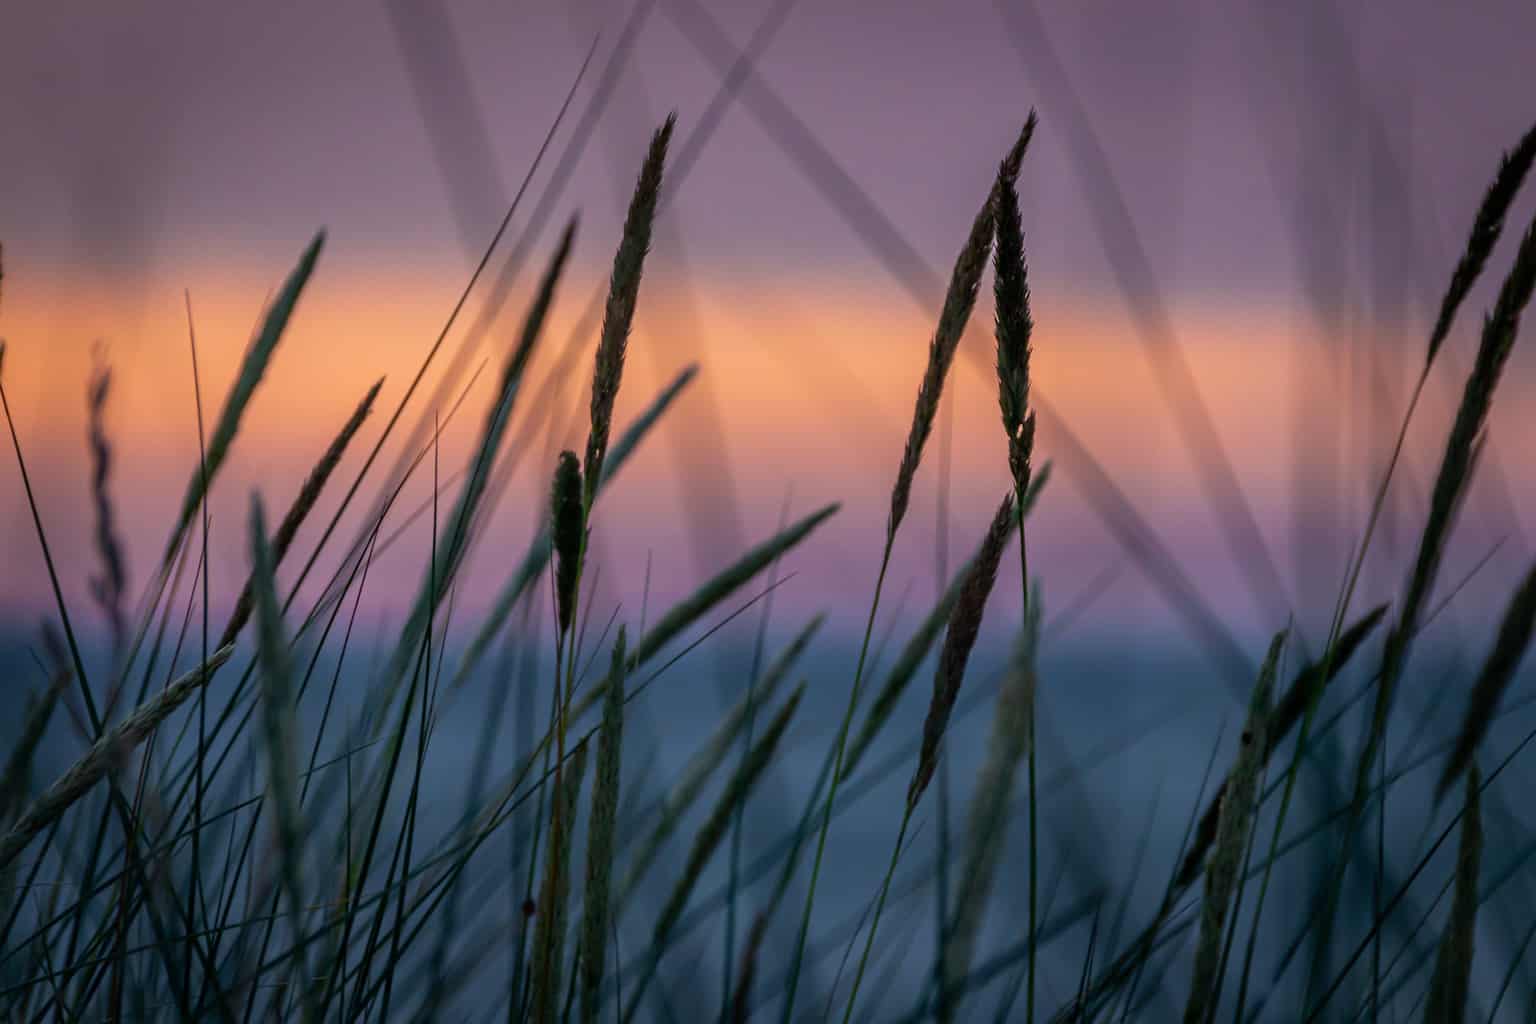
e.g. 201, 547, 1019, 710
2, 74, 1536, 1024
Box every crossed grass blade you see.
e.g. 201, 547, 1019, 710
447, 364, 699, 696
374, 216, 578, 719
845, 465, 1048, 778
622, 684, 806, 1023
163, 233, 324, 571
939, 585, 1042, 1023
1173, 604, 1389, 895
532, 740, 589, 1024
579, 628, 627, 1024
840, 493, 1015, 1023
614, 616, 817, 911
1182, 631, 1283, 1024
324, 578, 791, 1020
1419, 761, 1480, 1024
1318, 205, 1536, 996
1061, 604, 1385, 1022
623, 504, 838, 672
249, 496, 319, 1024
1438, 562, 1536, 799
1423, 765, 1481, 1024
329, 223, 581, 959
414, 513, 833, 909
219, 377, 383, 650
1364, 209, 1536, 785
788, 119, 1037, 1019
1210, 121, 1536, 1017
0, 647, 234, 873
0, 667, 72, 824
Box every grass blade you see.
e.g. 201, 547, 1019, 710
843, 493, 1014, 1022
1364, 210, 1536, 792
249, 495, 319, 1023
0, 646, 234, 872
845, 466, 1048, 777
1425, 119, 1536, 367
532, 740, 589, 1023
623, 683, 806, 1023
1438, 562, 1536, 799
378, 216, 578, 712
0, 667, 71, 824
448, 365, 698, 695
614, 618, 813, 910
164, 233, 324, 569
219, 377, 382, 649
909, 493, 1015, 810
580, 629, 628, 1023
1423, 765, 1483, 1024
1182, 631, 1283, 1024
86, 348, 129, 654
940, 587, 1042, 1022
625, 504, 838, 670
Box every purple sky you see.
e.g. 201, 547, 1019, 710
2, 0, 1534, 655
4, 0, 1533, 292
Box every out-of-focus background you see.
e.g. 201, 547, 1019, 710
3, 1, 1535, 1017
4, 0, 1534, 639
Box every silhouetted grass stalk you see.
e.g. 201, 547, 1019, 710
1235, 118, 1536, 1012
783, 118, 1035, 1018
992, 156, 1040, 1024
841, 494, 1014, 1022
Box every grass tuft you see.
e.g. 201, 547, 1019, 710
624, 683, 807, 1022
6, 94, 1536, 1024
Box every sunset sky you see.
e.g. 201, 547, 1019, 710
3, 0, 1534, 664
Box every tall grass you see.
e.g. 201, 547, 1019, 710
1, 97, 1534, 1024
784, 116, 1036, 1020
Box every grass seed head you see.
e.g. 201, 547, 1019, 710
908, 493, 1015, 810
1439, 562, 1536, 800
586, 115, 675, 506
551, 450, 585, 635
